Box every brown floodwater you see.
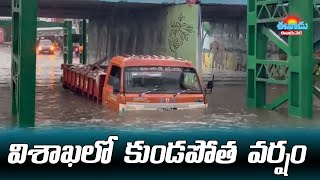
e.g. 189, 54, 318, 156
0, 47, 320, 131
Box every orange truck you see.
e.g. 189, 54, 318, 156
61, 55, 214, 112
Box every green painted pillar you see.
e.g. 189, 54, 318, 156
246, 0, 267, 108
11, 0, 38, 127
80, 19, 87, 65
288, 0, 314, 119
63, 21, 73, 64
255, 29, 268, 108
246, 0, 256, 108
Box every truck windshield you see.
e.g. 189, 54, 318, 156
124, 67, 202, 94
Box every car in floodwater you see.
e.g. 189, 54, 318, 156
37, 39, 55, 55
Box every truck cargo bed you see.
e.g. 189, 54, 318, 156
61, 64, 107, 103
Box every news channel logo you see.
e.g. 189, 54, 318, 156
276, 16, 308, 36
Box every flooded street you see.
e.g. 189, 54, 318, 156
0, 47, 320, 130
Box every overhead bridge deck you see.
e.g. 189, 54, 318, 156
4, 0, 318, 126
0, 0, 246, 19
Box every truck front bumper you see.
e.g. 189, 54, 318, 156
119, 102, 208, 112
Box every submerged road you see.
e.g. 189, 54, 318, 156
0, 47, 320, 130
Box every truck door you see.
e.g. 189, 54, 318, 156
103, 65, 122, 111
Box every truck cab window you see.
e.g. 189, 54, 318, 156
108, 65, 121, 90
179, 72, 200, 91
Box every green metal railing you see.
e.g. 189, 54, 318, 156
247, 0, 319, 119
9, 0, 89, 127
63, 20, 73, 64
80, 19, 88, 65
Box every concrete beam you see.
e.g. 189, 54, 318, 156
201, 4, 246, 20
200, 0, 246, 5
95, 0, 247, 5
0, 0, 248, 18
0, 1, 167, 18
0, 0, 248, 6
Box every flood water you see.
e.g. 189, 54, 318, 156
0, 47, 320, 131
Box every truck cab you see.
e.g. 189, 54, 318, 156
102, 55, 214, 112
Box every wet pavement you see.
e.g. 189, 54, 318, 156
0, 47, 320, 130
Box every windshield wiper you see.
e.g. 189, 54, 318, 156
173, 89, 192, 97
139, 86, 167, 97
173, 87, 199, 97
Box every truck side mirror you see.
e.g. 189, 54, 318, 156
205, 80, 213, 94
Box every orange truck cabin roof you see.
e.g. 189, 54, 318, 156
110, 55, 194, 68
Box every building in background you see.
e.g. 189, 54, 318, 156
0, 16, 11, 20
38, 18, 54, 22
0, 16, 81, 43
0, 17, 11, 43
65, 18, 80, 33
52, 18, 65, 23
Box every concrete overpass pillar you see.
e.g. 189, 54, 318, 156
165, 4, 202, 74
